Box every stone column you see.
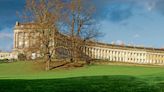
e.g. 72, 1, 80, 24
109, 50, 111, 61
144, 53, 146, 64
97, 49, 99, 59
162, 55, 164, 64
119, 51, 121, 61
29, 32, 31, 47
129, 52, 132, 63
109, 50, 111, 60
99, 49, 101, 59
87, 47, 89, 56
88, 47, 90, 57
103, 49, 105, 59
14, 32, 16, 48
151, 54, 153, 64
159, 55, 161, 64
105, 49, 107, 59
135, 53, 137, 63
107, 50, 109, 59
154, 54, 156, 64
125, 51, 127, 62
104, 49, 107, 59
114, 50, 116, 61
157, 55, 159, 64
155, 54, 157, 64
17, 32, 19, 48
115, 51, 118, 61
91, 48, 93, 59
147, 54, 149, 64
142, 53, 145, 63
120, 51, 122, 61
121, 51, 123, 61
149, 54, 152, 64
101, 49, 103, 59
111, 50, 113, 61
131, 52, 134, 63
124, 51, 126, 62
90, 48, 93, 58
23, 32, 25, 48
14, 32, 17, 48
94, 48, 97, 59
95, 48, 97, 59
117, 51, 119, 61
94, 48, 96, 59
147, 53, 151, 64
112, 51, 114, 61
151, 54, 154, 64
107, 50, 109, 60
112, 50, 114, 61
157, 55, 160, 64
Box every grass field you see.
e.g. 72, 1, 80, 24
0, 61, 164, 92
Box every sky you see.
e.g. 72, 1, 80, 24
1, 0, 164, 51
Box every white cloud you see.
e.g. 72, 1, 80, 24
0, 27, 13, 39
112, 40, 125, 45
133, 34, 140, 38
0, 27, 13, 52
145, 1, 156, 11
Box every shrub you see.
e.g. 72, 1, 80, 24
18, 53, 27, 61
0, 59, 9, 63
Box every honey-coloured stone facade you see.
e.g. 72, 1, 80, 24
13, 22, 164, 65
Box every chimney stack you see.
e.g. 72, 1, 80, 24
16, 21, 19, 26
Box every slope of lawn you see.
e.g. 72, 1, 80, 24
0, 61, 164, 92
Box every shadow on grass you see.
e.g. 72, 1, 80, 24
0, 75, 163, 92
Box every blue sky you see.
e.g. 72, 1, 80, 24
1, 0, 164, 51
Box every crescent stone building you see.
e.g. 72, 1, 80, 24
12, 22, 164, 65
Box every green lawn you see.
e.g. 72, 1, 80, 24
0, 61, 164, 92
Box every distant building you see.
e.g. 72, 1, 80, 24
12, 22, 164, 65
0, 52, 17, 60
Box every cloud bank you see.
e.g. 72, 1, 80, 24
93, 0, 164, 22
0, 27, 13, 52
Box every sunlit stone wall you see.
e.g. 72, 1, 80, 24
83, 45, 164, 65
0, 52, 17, 60
13, 22, 164, 64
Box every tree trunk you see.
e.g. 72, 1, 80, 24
45, 54, 51, 70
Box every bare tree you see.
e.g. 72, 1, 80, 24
61, 0, 100, 63
21, 0, 64, 70
19, 0, 100, 70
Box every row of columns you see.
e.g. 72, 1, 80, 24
147, 53, 164, 64
14, 31, 35, 49
84, 46, 164, 64
13, 30, 164, 65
